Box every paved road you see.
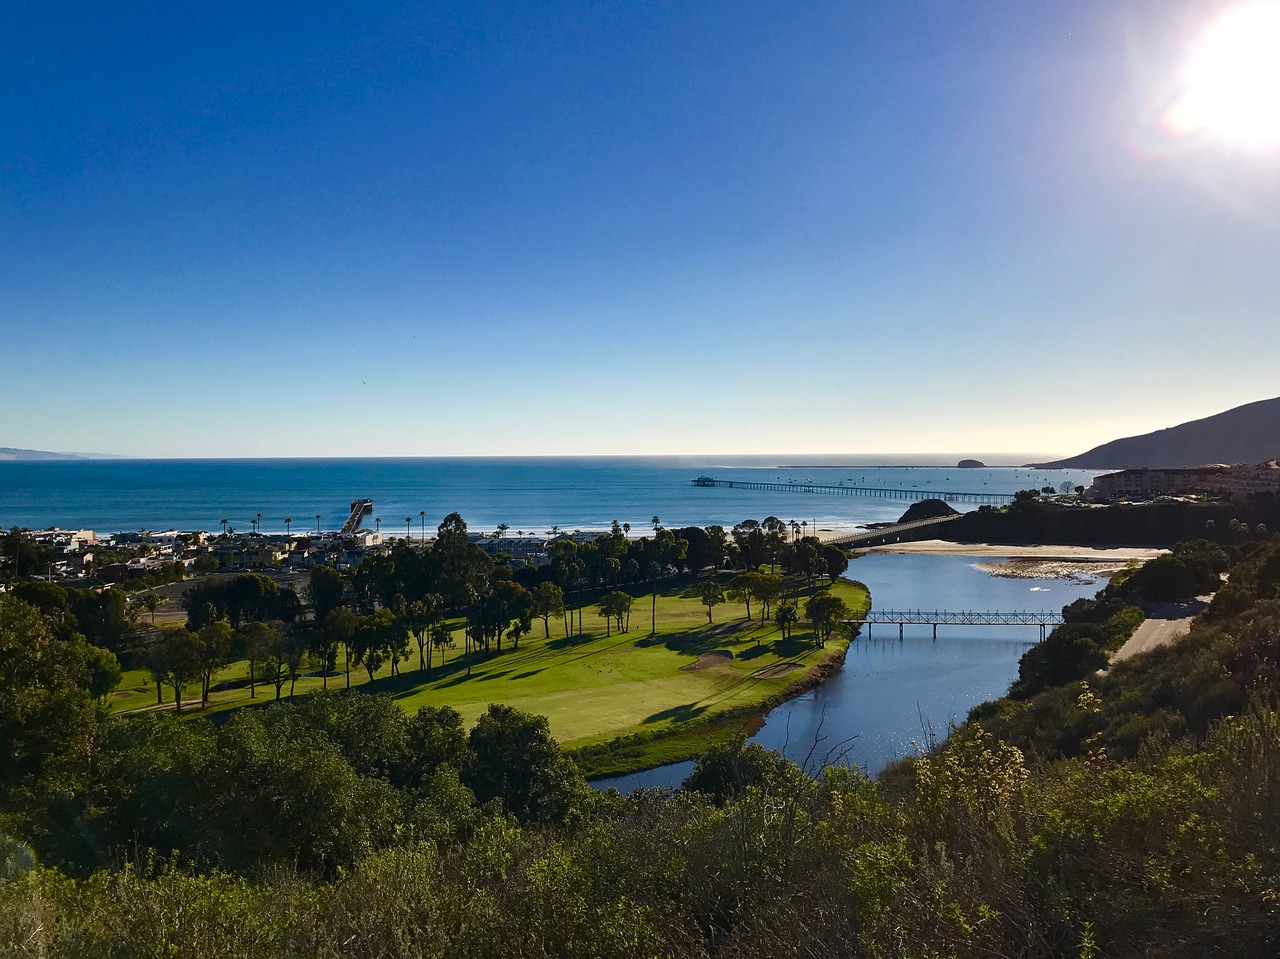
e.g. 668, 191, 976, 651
1111, 596, 1210, 663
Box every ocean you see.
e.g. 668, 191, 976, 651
0, 457, 1099, 535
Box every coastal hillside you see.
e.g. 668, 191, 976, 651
1030, 396, 1280, 469
0, 447, 88, 461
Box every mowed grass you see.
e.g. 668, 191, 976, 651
110, 575, 870, 765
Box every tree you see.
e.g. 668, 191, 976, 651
531, 581, 565, 638
430, 622, 455, 666
205, 711, 400, 873
700, 581, 725, 624
822, 545, 849, 584
596, 591, 632, 635
236, 620, 277, 699
729, 573, 756, 619
682, 735, 798, 805
406, 594, 443, 672
0, 595, 103, 796
403, 705, 472, 790
255, 624, 292, 700
350, 608, 398, 683
464, 704, 586, 825
762, 516, 788, 572
139, 590, 165, 625
754, 573, 785, 626
154, 625, 204, 712
195, 620, 234, 709
308, 564, 346, 624
314, 607, 357, 689
775, 601, 798, 641
804, 593, 851, 646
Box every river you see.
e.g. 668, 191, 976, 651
592, 552, 1107, 791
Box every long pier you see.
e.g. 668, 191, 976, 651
339, 499, 373, 536
854, 608, 1063, 641
691, 476, 1013, 506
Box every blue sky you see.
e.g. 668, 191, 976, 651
3, 1, 1278, 457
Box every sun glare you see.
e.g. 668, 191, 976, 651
1161, 1, 1280, 150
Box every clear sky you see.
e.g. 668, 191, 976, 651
3, 1, 1278, 458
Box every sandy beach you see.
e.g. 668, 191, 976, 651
864, 540, 1168, 581
864, 539, 1168, 561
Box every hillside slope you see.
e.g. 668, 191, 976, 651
1031, 396, 1280, 468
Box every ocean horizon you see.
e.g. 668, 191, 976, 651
0, 455, 1098, 535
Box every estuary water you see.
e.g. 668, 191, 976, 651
0, 456, 1098, 534
592, 552, 1107, 791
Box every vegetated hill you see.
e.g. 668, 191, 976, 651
1030, 395, 1280, 469
898, 498, 959, 523
951, 496, 1280, 547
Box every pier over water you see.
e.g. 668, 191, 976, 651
340, 499, 373, 535
691, 476, 1014, 506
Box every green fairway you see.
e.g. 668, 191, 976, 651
111, 574, 869, 774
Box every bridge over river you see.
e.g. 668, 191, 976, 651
854, 608, 1064, 641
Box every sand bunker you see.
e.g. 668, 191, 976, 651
680, 650, 733, 671
752, 662, 804, 679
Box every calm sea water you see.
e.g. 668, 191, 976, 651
0, 457, 1098, 534
592, 553, 1106, 791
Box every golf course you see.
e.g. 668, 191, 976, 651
110, 573, 870, 775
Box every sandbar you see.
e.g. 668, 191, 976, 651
864, 539, 1168, 562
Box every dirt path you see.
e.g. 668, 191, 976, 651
1111, 596, 1210, 663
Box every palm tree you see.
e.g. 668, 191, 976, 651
140, 590, 164, 624
406, 517, 412, 541
316, 514, 322, 534
375, 517, 381, 536
496, 523, 510, 539
220, 518, 229, 536
254, 513, 263, 535
420, 511, 426, 541
652, 515, 661, 532
284, 517, 292, 537
623, 522, 631, 538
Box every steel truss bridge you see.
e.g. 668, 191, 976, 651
852, 609, 1064, 641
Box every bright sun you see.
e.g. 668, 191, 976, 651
1162, 1, 1280, 150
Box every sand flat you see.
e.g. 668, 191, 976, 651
866, 539, 1168, 561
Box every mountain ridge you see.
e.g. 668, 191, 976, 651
0, 447, 105, 461
1030, 397, 1280, 469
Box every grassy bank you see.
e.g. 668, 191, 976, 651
110, 574, 870, 775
